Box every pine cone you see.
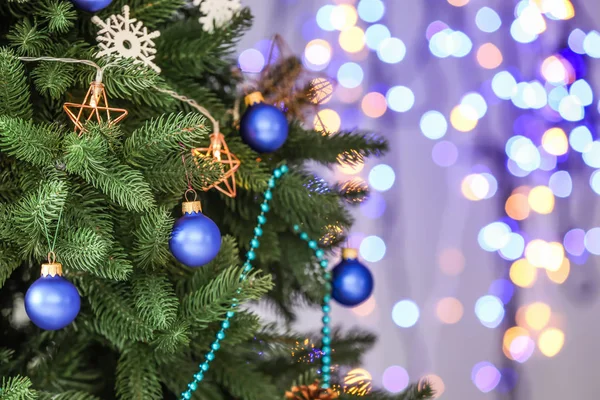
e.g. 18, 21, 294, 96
285, 381, 339, 400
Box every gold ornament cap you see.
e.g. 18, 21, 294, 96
342, 248, 358, 260
41, 253, 63, 277
245, 91, 265, 106
182, 201, 202, 215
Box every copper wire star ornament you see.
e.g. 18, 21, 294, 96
192, 133, 241, 198
63, 81, 128, 134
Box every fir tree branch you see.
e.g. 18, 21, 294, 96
0, 117, 62, 167
0, 49, 32, 120
115, 344, 162, 400
6, 18, 51, 56
122, 0, 186, 29
32, 61, 74, 100
0, 375, 37, 400
132, 273, 178, 330
36, 391, 101, 400
211, 352, 280, 400
35, 0, 77, 33
152, 318, 191, 354
132, 207, 173, 269
0, 243, 21, 289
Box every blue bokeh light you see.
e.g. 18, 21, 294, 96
568, 29, 586, 54
365, 24, 391, 50
584, 228, 600, 255
583, 142, 600, 168
316, 5, 336, 31
360, 191, 386, 219
420, 111, 447, 140
570, 79, 593, 106
558, 95, 585, 121
499, 232, 525, 260
548, 86, 568, 111
481, 173, 498, 199
358, 0, 385, 23
475, 295, 505, 328
569, 126, 593, 152
492, 71, 517, 100
478, 222, 512, 252
461, 92, 488, 118
510, 19, 537, 44
392, 300, 420, 328
488, 279, 514, 305
476, 7, 502, 33
506, 136, 541, 172
386, 86, 415, 113
377, 37, 406, 64
590, 170, 600, 195
451, 31, 473, 58
360, 235, 386, 262
369, 164, 395, 192
583, 31, 600, 58
549, 170, 573, 198
337, 62, 364, 89
564, 228, 586, 256
538, 150, 557, 172
429, 29, 452, 58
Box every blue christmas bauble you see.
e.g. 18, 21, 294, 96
25, 275, 81, 330
331, 253, 373, 307
70, 0, 113, 12
169, 210, 222, 267
240, 102, 289, 153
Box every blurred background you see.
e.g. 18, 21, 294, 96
239, 0, 600, 399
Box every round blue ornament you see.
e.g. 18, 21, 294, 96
169, 200, 222, 268
70, 0, 113, 12
331, 248, 373, 307
25, 265, 80, 330
240, 92, 288, 153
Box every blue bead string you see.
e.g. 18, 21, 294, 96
182, 164, 298, 400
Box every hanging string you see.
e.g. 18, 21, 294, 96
156, 88, 220, 136
180, 143, 194, 191
39, 203, 64, 262
17, 56, 120, 83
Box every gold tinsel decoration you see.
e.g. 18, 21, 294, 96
339, 178, 370, 205
285, 381, 339, 400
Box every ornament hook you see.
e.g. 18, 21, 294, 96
47, 251, 57, 264
184, 189, 198, 202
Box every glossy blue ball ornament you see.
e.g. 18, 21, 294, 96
70, 0, 113, 12
169, 207, 221, 268
240, 92, 288, 153
25, 275, 81, 330
331, 249, 374, 307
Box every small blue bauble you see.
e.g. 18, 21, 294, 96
25, 275, 81, 330
240, 95, 288, 153
169, 210, 222, 267
70, 0, 113, 12
331, 251, 374, 307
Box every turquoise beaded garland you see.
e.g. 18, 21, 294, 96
180, 164, 335, 398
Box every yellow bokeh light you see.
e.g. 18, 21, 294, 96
546, 242, 565, 271
438, 247, 465, 276
339, 26, 365, 53
505, 193, 530, 220
314, 109, 341, 134
331, 4, 358, 31
525, 240, 564, 271
304, 39, 332, 67
310, 78, 333, 105
450, 104, 478, 132
436, 297, 464, 324
448, 0, 469, 6
476, 43, 503, 69
525, 302, 551, 331
546, 257, 570, 284
528, 186, 555, 214
541, 56, 569, 85
337, 150, 364, 175
545, 0, 575, 20
361, 92, 387, 118
519, 4, 547, 35
419, 374, 445, 398
542, 127, 568, 155
509, 258, 537, 288
352, 295, 376, 317
538, 328, 565, 357
503, 326, 530, 360
461, 174, 489, 201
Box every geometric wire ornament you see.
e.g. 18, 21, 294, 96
192, 132, 241, 198
63, 81, 128, 134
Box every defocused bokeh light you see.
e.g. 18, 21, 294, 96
436, 297, 464, 324
475, 295, 505, 328
382, 366, 409, 393
392, 300, 420, 328
538, 328, 565, 357
471, 362, 501, 393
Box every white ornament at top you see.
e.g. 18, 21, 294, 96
92, 5, 161, 73
193, 0, 241, 33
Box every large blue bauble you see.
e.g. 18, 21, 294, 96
70, 0, 113, 12
331, 258, 374, 307
169, 211, 222, 267
25, 276, 81, 330
240, 103, 289, 153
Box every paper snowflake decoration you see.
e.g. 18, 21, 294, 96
92, 5, 161, 73
193, 0, 241, 32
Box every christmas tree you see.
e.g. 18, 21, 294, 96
0, 1, 433, 399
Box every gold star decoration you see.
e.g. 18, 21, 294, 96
192, 133, 241, 198
63, 81, 128, 134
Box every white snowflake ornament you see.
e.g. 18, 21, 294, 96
193, 0, 241, 33
92, 5, 161, 73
